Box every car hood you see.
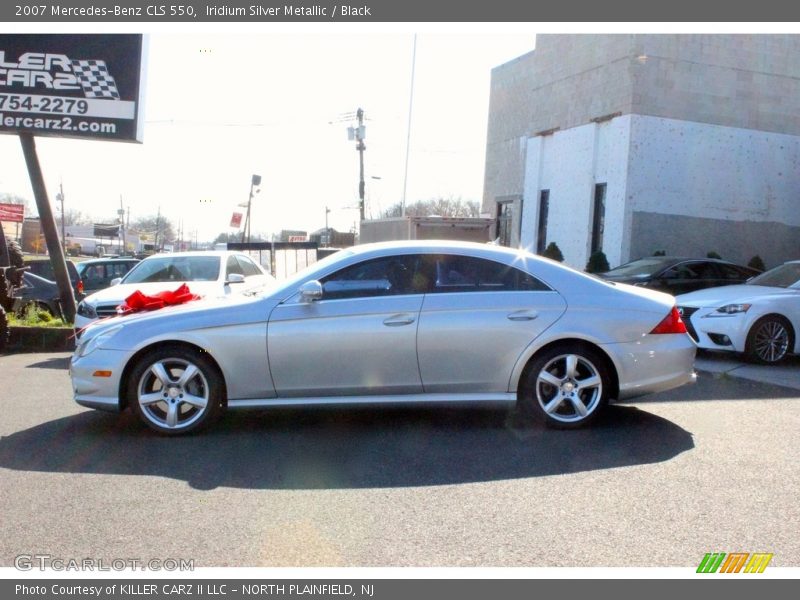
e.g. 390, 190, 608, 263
676, 284, 796, 306
79, 292, 276, 343
81, 280, 228, 306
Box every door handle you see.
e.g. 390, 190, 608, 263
507, 310, 538, 321
383, 314, 416, 327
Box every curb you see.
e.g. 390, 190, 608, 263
6, 326, 76, 353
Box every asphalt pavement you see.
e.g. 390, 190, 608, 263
0, 350, 798, 568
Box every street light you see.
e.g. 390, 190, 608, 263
241, 174, 261, 244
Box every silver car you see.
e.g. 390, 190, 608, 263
70, 241, 696, 435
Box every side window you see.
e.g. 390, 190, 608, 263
226, 255, 244, 277
236, 256, 262, 277
663, 264, 700, 280
717, 264, 748, 280
321, 255, 419, 300
429, 255, 549, 293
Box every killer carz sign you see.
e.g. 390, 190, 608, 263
0, 34, 146, 142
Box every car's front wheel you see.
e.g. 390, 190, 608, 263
127, 346, 225, 435
519, 344, 610, 428
745, 315, 793, 364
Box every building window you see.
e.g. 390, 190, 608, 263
591, 183, 606, 255
496, 201, 513, 247
536, 190, 549, 254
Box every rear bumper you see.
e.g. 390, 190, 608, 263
603, 333, 697, 401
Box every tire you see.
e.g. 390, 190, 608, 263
745, 315, 794, 364
127, 346, 225, 435
518, 344, 610, 429
6, 239, 24, 268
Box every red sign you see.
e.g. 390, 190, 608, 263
230, 212, 243, 228
0, 203, 24, 223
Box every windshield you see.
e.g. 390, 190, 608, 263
746, 262, 800, 288
122, 256, 220, 284
604, 258, 670, 277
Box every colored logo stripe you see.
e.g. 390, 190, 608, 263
697, 552, 773, 573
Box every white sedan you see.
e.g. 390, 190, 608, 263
70, 241, 696, 435
75, 251, 274, 331
677, 260, 800, 363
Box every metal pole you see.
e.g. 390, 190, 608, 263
357, 108, 366, 223
59, 181, 66, 252
401, 34, 417, 216
19, 134, 76, 323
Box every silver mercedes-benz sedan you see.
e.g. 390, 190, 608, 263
69, 241, 696, 435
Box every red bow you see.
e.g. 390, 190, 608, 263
117, 284, 201, 315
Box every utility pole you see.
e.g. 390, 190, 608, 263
324, 206, 331, 247
154, 206, 161, 251
119, 195, 126, 255
241, 174, 261, 244
57, 181, 66, 252
348, 109, 366, 223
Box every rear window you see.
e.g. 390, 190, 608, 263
25, 259, 79, 282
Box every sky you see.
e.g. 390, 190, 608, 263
0, 30, 537, 242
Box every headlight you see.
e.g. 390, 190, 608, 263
75, 325, 123, 358
709, 303, 752, 316
76, 301, 97, 319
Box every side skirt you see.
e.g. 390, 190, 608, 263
228, 393, 517, 410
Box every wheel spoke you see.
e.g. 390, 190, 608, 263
537, 371, 562, 388
139, 392, 164, 406
165, 401, 180, 428
177, 364, 199, 388
182, 393, 207, 409
150, 362, 173, 387
565, 355, 579, 379
577, 374, 601, 390
569, 396, 588, 417
543, 395, 565, 415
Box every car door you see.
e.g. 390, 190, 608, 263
267, 254, 424, 397
416, 254, 566, 393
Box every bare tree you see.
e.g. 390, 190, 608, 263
381, 196, 481, 219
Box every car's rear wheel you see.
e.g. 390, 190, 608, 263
745, 315, 793, 364
128, 346, 224, 435
519, 344, 610, 428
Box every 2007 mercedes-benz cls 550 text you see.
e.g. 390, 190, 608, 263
69, 241, 696, 435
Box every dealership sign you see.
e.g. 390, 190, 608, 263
0, 34, 146, 142
0, 202, 24, 222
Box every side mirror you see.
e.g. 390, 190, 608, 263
299, 280, 323, 302
110, 278, 122, 286
226, 273, 245, 285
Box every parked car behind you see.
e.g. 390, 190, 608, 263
76, 257, 140, 294
13, 271, 63, 318
70, 241, 696, 435
74, 251, 274, 331
598, 256, 761, 296
24, 257, 84, 300
677, 260, 800, 364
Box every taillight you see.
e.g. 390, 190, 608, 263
77, 279, 84, 295
650, 306, 687, 334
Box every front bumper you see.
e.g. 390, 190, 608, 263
69, 348, 128, 412
679, 306, 747, 353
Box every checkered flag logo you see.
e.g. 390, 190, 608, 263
71, 59, 120, 99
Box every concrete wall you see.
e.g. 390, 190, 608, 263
520, 117, 632, 268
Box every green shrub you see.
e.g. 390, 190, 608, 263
541, 242, 564, 262
585, 251, 611, 273
707, 251, 722, 259
748, 255, 766, 271
11, 304, 66, 328
652, 250, 666, 256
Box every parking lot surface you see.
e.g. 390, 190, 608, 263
0, 351, 798, 568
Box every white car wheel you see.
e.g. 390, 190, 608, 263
746, 316, 793, 364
